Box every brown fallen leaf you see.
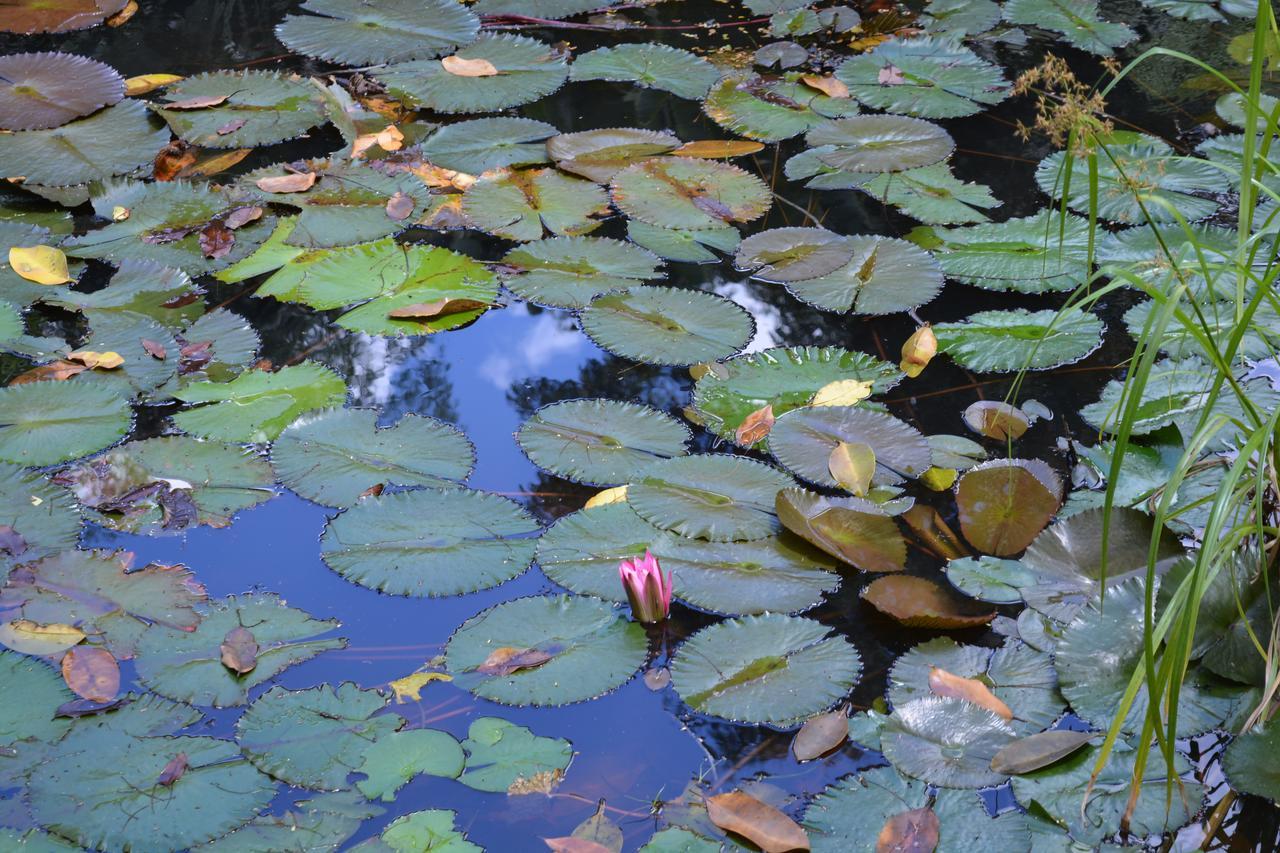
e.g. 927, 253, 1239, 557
154, 140, 197, 181
671, 140, 765, 158
385, 191, 414, 221
736, 404, 775, 445
352, 124, 406, 158
165, 93, 230, 110
177, 148, 253, 179
68, 350, 125, 370
792, 707, 849, 761
927, 666, 1013, 720
141, 339, 168, 360
901, 505, 970, 561
441, 55, 499, 77
61, 646, 120, 702
876, 806, 939, 853
224, 205, 264, 230
544, 839, 611, 853
386, 298, 491, 320
220, 626, 258, 675
199, 221, 235, 259
706, 790, 810, 853
358, 483, 385, 499
963, 401, 1029, 441
476, 646, 554, 677
106, 0, 138, 26
9, 360, 89, 385
800, 74, 850, 99
861, 575, 995, 629
878, 64, 907, 86
255, 171, 317, 193
217, 118, 247, 135
157, 752, 189, 787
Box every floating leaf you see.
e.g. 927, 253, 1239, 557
445, 595, 647, 706
933, 308, 1104, 373
734, 227, 856, 283
463, 167, 608, 241
627, 221, 740, 263
706, 790, 810, 853
123, 73, 183, 95
782, 236, 943, 315
767, 405, 932, 488
955, 459, 1062, 556
0, 379, 132, 466
1003, 0, 1135, 55
219, 626, 258, 675
442, 55, 498, 77
421, 116, 555, 174
672, 140, 766, 158
197, 791, 383, 853
356, 728, 465, 802
629, 454, 793, 542
737, 404, 776, 445
458, 716, 573, 793
47, 259, 202, 328
792, 708, 849, 761
8, 245, 71, 285
276, 0, 480, 65
670, 613, 861, 726
547, 128, 682, 183
61, 645, 119, 702
580, 286, 755, 367
516, 398, 689, 486
962, 401, 1029, 440
989, 729, 1095, 775
0, 619, 84, 656
806, 115, 953, 173
776, 487, 906, 573
0, 99, 165, 187
835, 36, 1008, 118
881, 696, 1015, 788
704, 73, 860, 142
611, 158, 772, 229
0, 650, 72, 746
912, 210, 1091, 293
502, 236, 662, 309
174, 362, 346, 443
828, 441, 875, 497
862, 575, 996, 629
571, 43, 721, 100
152, 71, 327, 149
1, 0, 130, 34
377, 809, 482, 852
255, 171, 317, 194
1223, 725, 1280, 803
0, 52, 123, 132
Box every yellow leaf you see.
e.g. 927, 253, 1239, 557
899, 324, 937, 378
799, 73, 850, 99
111, 206, 131, 222
352, 124, 406, 159
124, 73, 184, 96
441, 55, 499, 77
829, 441, 875, 497
68, 350, 124, 370
389, 670, 452, 703
671, 140, 765, 158
8, 246, 71, 285
810, 378, 873, 407
0, 620, 86, 656
920, 466, 958, 491
585, 485, 628, 509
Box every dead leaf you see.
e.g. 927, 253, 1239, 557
476, 646, 554, 677
565, 800, 623, 853
358, 483, 385, 499
792, 708, 848, 761
829, 441, 875, 497
389, 670, 452, 703
800, 74, 850, 99
990, 729, 1096, 775
9, 360, 89, 385
736, 404, 775, 445
509, 769, 563, 795
141, 339, 168, 360
441, 55, 499, 77
154, 141, 197, 181
919, 467, 957, 491
224, 206, 264, 230
56, 697, 128, 717
61, 646, 120, 702
706, 790, 810, 853
68, 350, 125, 370
385, 191, 414, 221
584, 485, 627, 509
876, 806, 939, 853
900, 325, 936, 378
157, 752, 189, 787
810, 379, 873, 407
105, 0, 138, 26
901, 505, 970, 561
8, 246, 72, 285
671, 140, 765, 158
165, 93, 229, 110
177, 148, 253, 179
352, 124, 406, 158
386, 298, 490, 320
216, 118, 247, 135
861, 575, 995, 629
544, 839, 611, 853
255, 171, 317, 193
877, 64, 906, 86
928, 666, 1013, 720
963, 401, 1029, 441
124, 73, 183, 96
111, 205, 131, 221
219, 626, 258, 675
199, 221, 235, 259
0, 620, 85, 656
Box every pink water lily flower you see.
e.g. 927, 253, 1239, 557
618, 550, 672, 624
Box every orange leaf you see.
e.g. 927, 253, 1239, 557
124, 73, 183, 96
875, 806, 939, 853
157, 752, 189, 786
800, 74, 850, 99
164, 93, 229, 110
67, 350, 124, 370
671, 140, 765, 158
928, 666, 1013, 720
106, 0, 138, 27
255, 171, 317, 193
387, 298, 491, 320
543, 839, 612, 853
441, 55, 499, 77
735, 404, 775, 445
476, 646, 554, 677
177, 148, 253, 179
9, 360, 89, 385
61, 646, 120, 702
706, 790, 810, 853
792, 708, 848, 761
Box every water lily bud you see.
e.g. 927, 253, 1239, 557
618, 550, 672, 624
900, 324, 937, 378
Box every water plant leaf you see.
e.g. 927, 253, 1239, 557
0, 650, 72, 746
501, 236, 663, 309
457, 716, 572, 793
790, 161, 1000, 225
861, 575, 996, 629
911, 210, 1092, 293
174, 362, 347, 443
272, 408, 474, 507
376, 34, 569, 114
135, 593, 342, 707
626, 221, 740, 263
0, 618, 84, 656
580, 286, 755, 367
420, 116, 555, 174
705, 790, 810, 852
629, 454, 793, 542
355, 728, 465, 801
880, 696, 1015, 788
792, 707, 849, 761
962, 401, 1029, 440
275, 0, 480, 65
0, 462, 79, 573
152, 71, 327, 149
47, 259, 202, 328
71, 311, 178, 394
462, 167, 608, 241
734, 227, 857, 283
237, 682, 402, 789
1223, 725, 1280, 803
375, 808, 482, 852
320, 488, 539, 596
546, 128, 682, 183
670, 613, 861, 726
835, 36, 1008, 118
776, 487, 907, 573
703, 73, 860, 142
537, 501, 839, 616
954, 459, 1062, 556
164, 308, 260, 385
933, 307, 1104, 373
0, 0, 130, 34
767, 405, 932, 488
781, 236, 943, 314
570, 43, 721, 101
516, 398, 689, 486
610, 158, 772, 229
445, 594, 647, 706
0, 99, 167, 186
198, 790, 383, 853
989, 729, 1096, 775
806, 115, 953, 173
803, 767, 947, 853
1003, 0, 1136, 55
828, 441, 875, 497
0, 378, 132, 466
919, 0, 1003, 36
0, 52, 123, 131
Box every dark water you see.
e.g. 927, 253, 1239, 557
4, 0, 1275, 849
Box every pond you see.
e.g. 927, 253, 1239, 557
1, 0, 1279, 850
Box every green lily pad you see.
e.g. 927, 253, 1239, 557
166, 308, 261, 384
546, 128, 682, 183
420, 116, 555, 174
237, 683, 402, 789
782, 235, 943, 314
670, 613, 861, 726
1003, 0, 1136, 55
445, 594, 647, 706
174, 362, 347, 443
626, 221, 740, 263
272, 408, 474, 508
880, 696, 1016, 788
0, 378, 132, 466
152, 71, 327, 149
74, 311, 179, 395
462, 167, 607, 241
0, 651, 72, 746
919, 0, 1003, 35
373, 809, 482, 852
356, 728, 465, 801
501, 236, 663, 309
580, 286, 755, 367
955, 459, 1062, 556
838, 163, 1000, 225
515, 398, 689, 486
376, 34, 569, 114
134, 593, 341, 707
0, 52, 123, 132
57, 436, 275, 534
0, 99, 166, 186
537, 501, 839, 615
571, 43, 721, 100
836, 36, 1008, 118
806, 115, 953, 173
1096, 222, 1237, 297
610, 158, 772, 229
689, 345, 902, 446
47, 259, 203, 328
1223, 724, 1280, 803
767, 405, 932, 488
933, 307, 1104, 373
628, 454, 793, 542
775, 487, 907, 573
0, 462, 80, 573
457, 716, 573, 793
198, 791, 384, 853
910, 211, 1092, 293
320, 488, 540, 596
703, 74, 860, 142
734, 227, 857, 283
276, 0, 480, 65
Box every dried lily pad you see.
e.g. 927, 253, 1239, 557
880, 696, 1016, 788
321, 488, 539, 596
781, 235, 943, 314
861, 575, 996, 629
445, 594, 647, 706
571, 43, 721, 100
628, 454, 793, 542
0, 100, 167, 187
670, 613, 861, 726
276, 0, 480, 65
776, 487, 907, 573
610, 158, 772, 230
546, 128, 682, 184
152, 71, 327, 149
0, 0, 129, 34
806, 115, 953, 173
835, 36, 1008, 118
767, 405, 932, 488
0, 52, 124, 131
0, 378, 132, 466
501, 235, 662, 309
462, 168, 608, 241
955, 459, 1062, 556
580, 286, 755, 367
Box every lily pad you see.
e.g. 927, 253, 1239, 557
955, 459, 1062, 556
734, 227, 857, 283
47, 259, 203, 328
0, 462, 80, 572
0, 0, 129, 34
174, 362, 347, 443
571, 44, 721, 101
670, 613, 861, 726
457, 716, 573, 793
911, 211, 1092, 293
933, 307, 1104, 373
0, 651, 72, 746
272, 408, 474, 507
462, 168, 608, 241
610, 158, 772, 229
320, 488, 540, 596
0, 99, 166, 187
546, 128, 682, 183
861, 575, 996, 628
628, 454, 793, 542
74, 311, 179, 395
627, 221, 741, 263
376, 34, 569, 114
501, 236, 663, 309
276, 0, 480, 65
152, 71, 327, 149
880, 696, 1015, 788
356, 728, 465, 801
135, 593, 344, 707
515, 398, 689, 486
198, 791, 384, 853
811, 162, 1000, 225
806, 115, 953, 173
445, 594, 647, 706
1223, 725, 1280, 803
1003, 0, 1136, 55
537, 501, 839, 615
419, 116, 555, 174
781, 235, 943, 314
579, 286, 755, 367
0, 52, 123, 131
703, 74, 860, 142
836, 36, 1008, 118
0, 378, 132, 466
776, 487, 907, 573
766, 405, 932, 488
373, 809, 482, 852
